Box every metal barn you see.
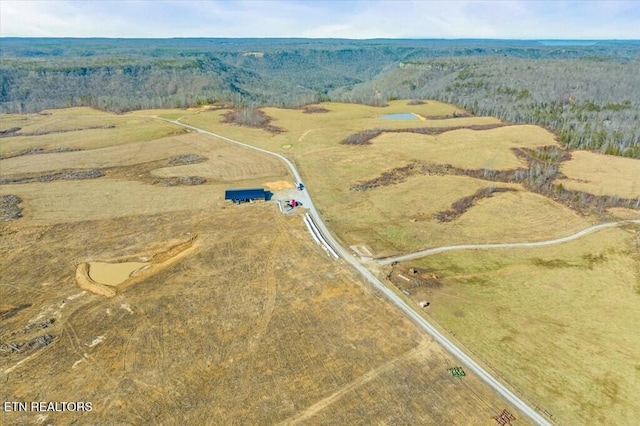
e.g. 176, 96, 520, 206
224, 188, 266, 203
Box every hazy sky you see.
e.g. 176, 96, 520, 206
1, 0, 638, 39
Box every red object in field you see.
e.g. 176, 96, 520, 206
291, 199, 295, 207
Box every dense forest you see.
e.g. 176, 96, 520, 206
1, 38, 639, 157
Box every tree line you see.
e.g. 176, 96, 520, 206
1, 38, 639, 157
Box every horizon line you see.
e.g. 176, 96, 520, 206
1, 36, 639, 42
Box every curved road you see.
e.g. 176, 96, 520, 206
379, 220, 640, 265
165, 118, 571, 425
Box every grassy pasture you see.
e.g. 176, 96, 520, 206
372, 125, 558, 171
1, 108, 185, 158
179, 101, 594, 256
330, 184, 590, 256
1, 133, 285, 179
401, 225, 640, 424
1, 107, 126, 133
3, 102, 631, 423
557, 150, 640, 199
180, 100, 501, 155
1, 107, 527, 424
1, 179, 223, 225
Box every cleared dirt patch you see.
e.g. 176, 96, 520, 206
88, 261, 149, 286
76, 237, 197, 297
263, 180, 295, 191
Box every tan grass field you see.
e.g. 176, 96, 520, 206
1, 107, 528, 424
179, 101, 595, 256
1, 132, 283, 175
607, 207, 640, 220
1, 108, 185, 158
399, 225, 640, 425
1, 206, 525, 424
174, 101, 639, 424
557, 150, 640, 199
1, 107, 128, 133
3, 101, 635, 424
321, 174, 591, 255
180, 100, 502, 156
372, 125, 558, 171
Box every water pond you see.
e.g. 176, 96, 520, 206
380, 113, 418, 120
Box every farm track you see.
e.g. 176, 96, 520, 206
378, 219, 640, 265
162, 119, 557, 425
280, 340, 433, 424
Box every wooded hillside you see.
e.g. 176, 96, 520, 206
1, 38, 639, 157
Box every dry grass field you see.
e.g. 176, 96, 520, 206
1, 132, 285, 179
3, 100, 636, 424
557, 151, 640, 199
173, 100, 639, 424
321, 175, 591, 256
371, 125, 559, 171
1, 107, 186, 158
397, 225, 640, 425
179, 100, 598, 256
1, 107, 527, 424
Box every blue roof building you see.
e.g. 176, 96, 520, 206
225, 188, 266, 202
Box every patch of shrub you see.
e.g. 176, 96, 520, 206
222, 108, 284, 133
0, 169, 104, 185
2, 146, 81, 159
167, 154, 208, 166
152, 176, 207, 186
0, 127, 21, 137
435, 187, 516, 222
340, 129, 383, 145
302, 106, 329, 114
0, 194, 23, 221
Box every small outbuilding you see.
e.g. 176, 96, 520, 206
225, 188, 266, 203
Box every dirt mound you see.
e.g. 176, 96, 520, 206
263, 180, 294, 191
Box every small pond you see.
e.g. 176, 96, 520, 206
380, 113, 417, 120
